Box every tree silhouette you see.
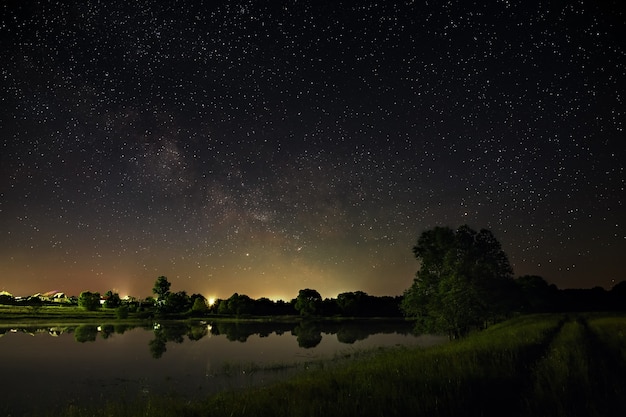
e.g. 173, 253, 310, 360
294, 289, 322, 317
152, 276, 171, 300
103, 290, 121, 308
78, 291, 101, 311
401, 225, 516, 337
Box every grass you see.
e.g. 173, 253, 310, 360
0, 304, 118, 319
15, 313, 626, 417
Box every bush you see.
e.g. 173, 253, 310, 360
78, 291, 101, 311
115, 305, 129, 319
191, 297, 208, 315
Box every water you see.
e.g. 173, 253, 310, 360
0, 320, 447, 415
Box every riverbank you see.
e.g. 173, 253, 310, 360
0, 304, 413, 325
24, 313, 625, 417
0, 304, 148, 327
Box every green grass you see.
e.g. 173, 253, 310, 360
0, 304, 115, 318
0, 304, 152, 328
523, 315, 626, 417
18, 313, 626, 417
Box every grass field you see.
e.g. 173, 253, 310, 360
0, 304, 118, 318
18, 313, 626, 417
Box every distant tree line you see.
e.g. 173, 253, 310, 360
202, 287, 403, 318
1, 227, 624, 329
0, 277, 401, 319
515, 275, 626, 313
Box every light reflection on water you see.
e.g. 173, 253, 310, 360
0, 321, 447, 414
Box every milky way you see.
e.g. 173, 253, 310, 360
1, 1, 624, 299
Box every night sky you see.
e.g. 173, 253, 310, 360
1, 1, 624, 300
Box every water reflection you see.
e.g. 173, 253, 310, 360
210, 321, 295, 342
0, 320, 446, 415
149, 323, 188, 358
1, 319, 420, 356
74, 324, 99, 343
292, 321, 322, 348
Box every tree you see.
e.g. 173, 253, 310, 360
78, 291, 101, 311
401, 225, 515, 337
103, 290, 121, 309
191, 295, 208, 315
611, 281, 626, 311
515, 275, 556, 312
166, 291, 191, 313
337, 291, 367, 316
152, 276, 171, 300
219, 293, 254, 316
115, 305, 129, 319
294, 289, 322, 317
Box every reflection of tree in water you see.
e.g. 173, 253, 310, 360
100, 324, 115, 339
148, 323, 207, 358
161, 324, 187, 343
323, 320, 415, 344
210, 322, 296, 342
336, 326, 370, 344
211, 322, 251, 342
292, 321, 322, 348
149, 331, 167, 358
114, 324, 131, 334
187, 324, 208, 341
74, 325, 99, 343
0, 323, 139, 343
205, 320, 413, 348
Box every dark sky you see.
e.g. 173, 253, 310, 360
1, 0, 624, 300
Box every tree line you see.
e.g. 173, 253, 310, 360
1, 225, 623, 331
150, 277, 403, 318
0, 276, 404, 319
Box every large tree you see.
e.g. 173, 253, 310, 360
103, 290, 121, 309
166, 291, 191, 313
78, 291, 101, 311
152, 276, 171, 300
294, 289, 322, 317
401, 225, 515, 337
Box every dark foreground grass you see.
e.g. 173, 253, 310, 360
201, 314, 564, 417
23, 313, 626, 417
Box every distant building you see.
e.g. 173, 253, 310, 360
0, 290, 14, 304
35, 291, 70, 303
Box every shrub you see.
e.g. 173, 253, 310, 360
115, 305, 129, 319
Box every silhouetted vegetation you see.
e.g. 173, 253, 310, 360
294, 288, 322, 316
1, 236, 625, 324
103, 290, 121, 308
514, 278, 626, 313
78, 291, 101, 311
401, 225, 517, 337
399, 225, 626, 337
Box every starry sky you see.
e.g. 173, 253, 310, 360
1, 0, 624, 300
